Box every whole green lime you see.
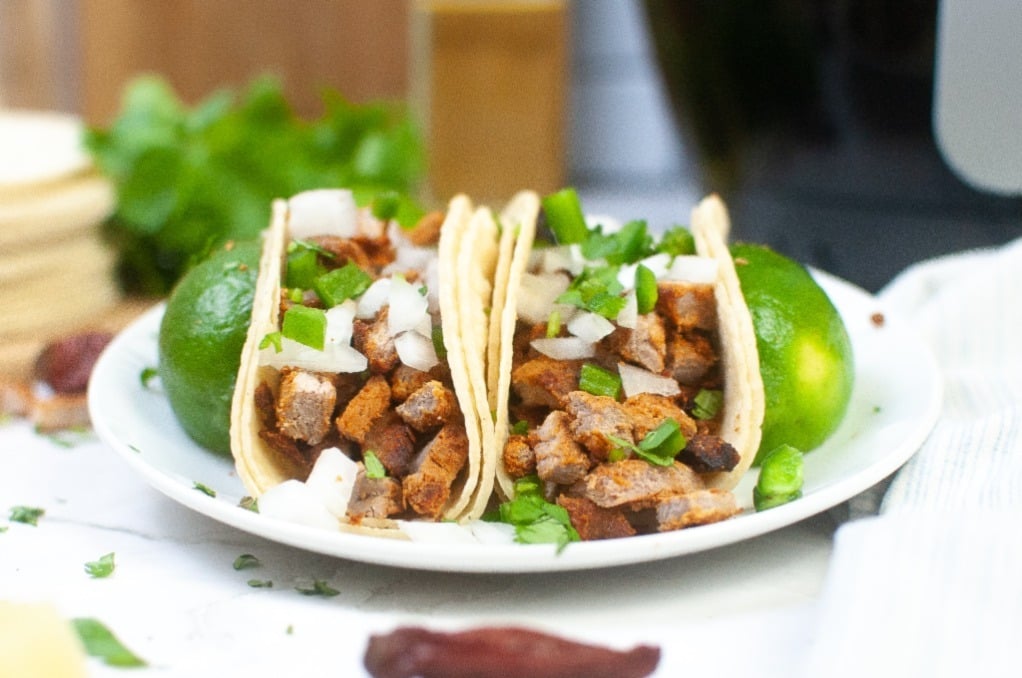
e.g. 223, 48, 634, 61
730, 243, 854, 465
158, 240, 260, 455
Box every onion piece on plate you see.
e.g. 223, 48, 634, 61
387, 275, 430, 336
619, 362, 681, 398
665, 255, 718, 284
395, 330, 439, 371
517, 271, 570, 324
567, 311, 615, 343
287, 189, 358, 240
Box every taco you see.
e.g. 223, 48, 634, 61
488, 190, 765, 540
230, 189, 499, 536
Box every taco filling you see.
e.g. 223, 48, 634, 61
491, 190, 764, 541
234, 189, 491, 528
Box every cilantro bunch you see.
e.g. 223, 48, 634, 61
85, 75, 424, 295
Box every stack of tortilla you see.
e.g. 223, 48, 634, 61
0, 110, 118, 379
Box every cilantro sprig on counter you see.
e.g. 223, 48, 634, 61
85, 75, 424, 294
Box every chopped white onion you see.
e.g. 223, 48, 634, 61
665, 255, 718, 284
638, 252, 672, 280
617, 263, 637, 290
586, 214, 622, 233
530, 336, 596, 360
383, 244, 434, 279
616, 290, 638, 329
469, 520, 517, 544
356, 278, 392, 319
325, 300, 358, 346
260, 336, 367, 373
516, 271, 570, 324
304, 447, 360, 519
538, 246, 574, 275
257, 479, 339, 531
387, 275, 430, 336
567, 311, 615, 343
395, 330, 439, 371
619, 362, 681, 399
287, 189, 358, 240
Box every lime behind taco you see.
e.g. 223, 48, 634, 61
487, 190, 765, 540
230, 189, 499, 536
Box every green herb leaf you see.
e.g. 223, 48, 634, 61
692, 389, 723, 420
655, 226, 695, 257
85, 552, 116, 578
510, 420, 530, 436
286, 246, 328, 290
754, 444, 805, 511
634, 263, 658, 314
239, 496, 259, 512
9, 506, 44, 526
578, 363, 622, 400
259, 331, 283, 353
71, 618, 147, 667
313, 262, 373, 307
541, 187, 588, 245
281, 305, 327, 350
581, 220, 653, 265
363, 451, 387, 479
556, 266, 626, 319
635, 419, 686, 466
491, 476, 580, 550
233, 553, 261, 570
193, 482, 216, 497
248, 579, 273, 588
139, 366, 159, 388
295, 579, 340, 597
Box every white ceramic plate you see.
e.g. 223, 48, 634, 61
88, 272, 941, 573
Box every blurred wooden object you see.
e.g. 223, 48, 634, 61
0, 0, 76, 110
411, 0, 569, 203
77, 0, 409, 123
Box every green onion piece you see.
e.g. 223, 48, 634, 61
546, 309, 562, 338
431, 325, 447, 360
71, 618, 147, 667
753, 444, 805, 511
84, 552, 116, 578
281, 305, 327, 350
578, 363, 622, 399
259, 331, 283, 353
656, 226, 696, 257
286, 247, 327, 290
248, 579, 273, 588
288, 287, 305, 303
363, 450, 387, 479
233, 553, 261, 570
9, 506, 44, 526
692, 388, 723, 420
313, 262, 372, 308
541, 187, 589, 245
634, 264, 658, 314
193, 481, 216, 497
635, 419, 686, 466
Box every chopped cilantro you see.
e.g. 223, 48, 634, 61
193, 482, 216, 497
139, 366, 159, 388
489, 476, 580, 551
248, 579, 273, 588
655, 226, 696, 257
295, 580, 340, 597
510, 420, 531, 436
580, 220, 653, 265
608, 419, 687, 467
286, 246, 328, 290
363, 451, 387, 479
9, 506, 44, 526
259, 331, 283, 353
239, 496, 259, 512
692, 389, 723, 420
233, 553, 261, 570
72, 618, 147, 667
556, 265, 626, 319
85, 552, 116, 578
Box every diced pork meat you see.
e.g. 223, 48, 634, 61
584, 460, 705, 509
564, 391, 633, 460
622, 392, 698, 442
353, 307, 400, 374
254, 381, 277, 431
603, 313, 666, 374
351, 234, 397, 270
502, 434, 536, 479
655, 489, 740, 531
511, 357, 583, 409
348, 468, 405, 520
666, 331, 718, 385
336, 375, 391, 445
308, 235, 373, 271
403, 423, 469, 519
679, 434, 740, 473
534, 411, 590, 486
363, 410, 416, 478
404, 210, 445, 246
395, 380, 457, 432
557, 495, 636, 541
657, 282, 717, 331
389, 364, 434, 401
258, 428, 311, 474
275, 368, 337, 445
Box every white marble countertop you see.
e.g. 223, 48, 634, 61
0, 416, 840, 676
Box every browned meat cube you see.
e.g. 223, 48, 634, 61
403, 423, 469, 519
348, 468, 405, 520
557, 495, 636, 541
275, 368, 337, 445
679, 434, 740, 473
534, 411, 590, 486
336, 375, 391, 445
564, 391, 633, 460
363, 410, 416, 478
389, 364, 434, 401
404, 210, 445, 246
502, 434, 536, 479
622, 392, 698, 442
395, 380, 457, 432
584, 460, 705, 509
666, 332, 718, 385
352, 234, 397, 270
353, 307, 400, 375
254, 380, 277, 431
602, 313, 667, 374
655, 489, 740, 531
657, 281, 717, 331
308, 235, 372, 270
257, 429, 311, 476
511, 356, 583, 410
